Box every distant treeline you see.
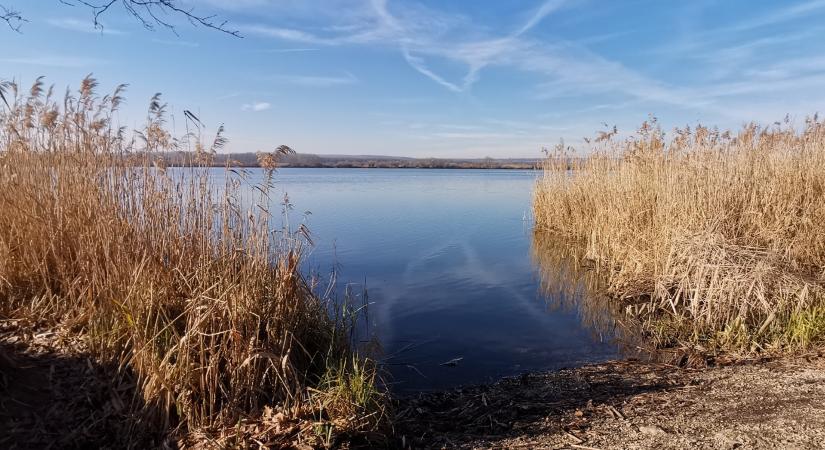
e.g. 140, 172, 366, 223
157, 151, 542, 169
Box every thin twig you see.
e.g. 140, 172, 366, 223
0, 4, 26, 32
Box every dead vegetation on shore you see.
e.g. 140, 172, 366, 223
1, 319, 164, 449
0, 77, 387, 447
533, 117, 825, 357
397, 352, 825, 449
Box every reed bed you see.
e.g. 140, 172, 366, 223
533, 117, 825, 356
0, 77, 386, 446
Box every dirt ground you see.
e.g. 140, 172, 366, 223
3, 318, 825, 449
395, 353, 825, 449
0, 320, 167, 449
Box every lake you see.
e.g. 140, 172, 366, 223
262, 168, 620, 392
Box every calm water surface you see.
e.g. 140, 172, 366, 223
262, 168, 618, 391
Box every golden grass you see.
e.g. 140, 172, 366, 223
0, 76, 386, 446
533, 117, 825, 356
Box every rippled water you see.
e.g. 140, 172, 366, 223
238, 168, 620, 391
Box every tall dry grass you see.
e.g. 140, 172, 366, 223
0, 76, 385, 446
533, 117, 825, 356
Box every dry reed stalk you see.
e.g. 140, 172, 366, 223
0, 76, 386, 446
533, 117, 825, 356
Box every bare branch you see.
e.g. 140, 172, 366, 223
66, 0, 242, 37
0, 4, 26, 32
1, 0, 241, 37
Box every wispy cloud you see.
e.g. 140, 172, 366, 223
724, 0, 825, 33
249, 47, 318, 53
636, 2, 825, 120
151, 38, 200, 48
235, 0, 825, 126
46, 17, 126, 35
236, 0, 685, 104
431, 131, 522, 139
439, 124, 483, 131
242, 102, 272, 111
0, 55, 109, 68
576, 30, 634, 46
241, 25, 345, 45
484, 118, 542, 130
401, 49, 463, 92
515, 0, 572, 36
239, 1, 572, 94
269, 72, 358, 87
218, 92, 243, 101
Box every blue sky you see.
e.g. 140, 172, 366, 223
2, 0, 825, 157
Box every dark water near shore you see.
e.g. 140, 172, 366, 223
251, 168, 620, 391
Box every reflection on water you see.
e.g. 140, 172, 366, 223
530, 232, 642, 354
204, 168, 623, 391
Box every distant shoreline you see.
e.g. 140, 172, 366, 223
157, 151, 543, 170
169, 165, 542, 170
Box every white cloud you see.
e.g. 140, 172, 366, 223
46, 18, 126, 35
242, 102, 272, 111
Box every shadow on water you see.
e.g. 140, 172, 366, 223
0, 333, 169, 449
